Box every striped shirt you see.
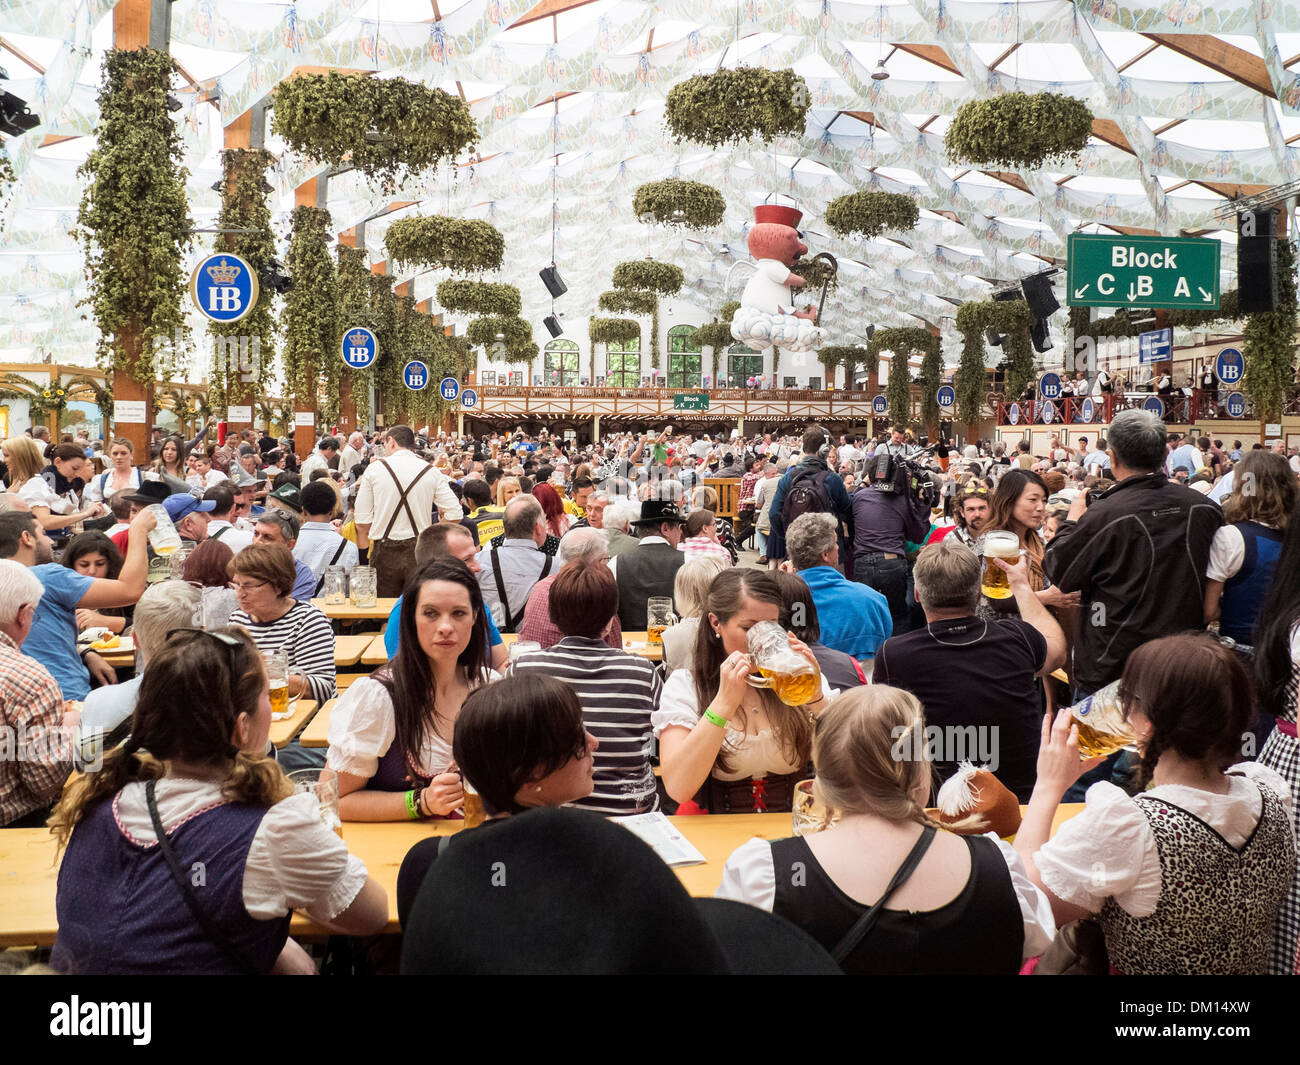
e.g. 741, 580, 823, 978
512, 636, 661, 816
229, 601, 337, 705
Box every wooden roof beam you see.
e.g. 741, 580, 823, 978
890, 43, 962, 76
1142, 33, 1275, 98
512, 0, 601, 29
1090, 118, 1135, 154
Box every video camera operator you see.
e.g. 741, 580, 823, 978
852, 437, 933, 635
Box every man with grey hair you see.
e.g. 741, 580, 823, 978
517, 526, 623, 650
785, 512, 890, 662
253, 509, 316, 602
476, 494, 552, 631
0, 558, 72, 826
874, 539, 1064, 802
603, 502, 640, 558
1047, 408, 1221, 700
339, 431, 366, 477
76, 581, 201, 769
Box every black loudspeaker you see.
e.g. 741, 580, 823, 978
539, 265, 568, 298
543, 315, 562, 338
1031, 316, 1053, 353
1021, 273, 1060, 318
1238, 208, 1278, 313
986, 329, 1004, 349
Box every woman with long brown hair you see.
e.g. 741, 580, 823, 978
327, 556, 494, 821
150, 433, 188, 482
717, 685, 1052, 973
50, 627, 387, 974
654, 568, 831, 813
980, 468, 1078, 617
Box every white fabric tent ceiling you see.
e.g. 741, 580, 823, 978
3, 0, 1300, 376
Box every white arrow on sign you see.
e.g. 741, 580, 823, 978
1073, 284, 1090, 299
1198, 287, 1213, 302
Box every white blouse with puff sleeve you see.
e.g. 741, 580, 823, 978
715, 832, 1056, 962
651, 668, 834, 782
1032, 761, 1294, 918
326, 671, 498, 781
115, 777, 368, 923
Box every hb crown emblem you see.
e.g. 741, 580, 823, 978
206, 258, 242, 285
349, 330, 369, 347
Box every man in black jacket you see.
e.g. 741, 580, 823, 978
767, 427, 853, 564
1045, 408, 1222, 700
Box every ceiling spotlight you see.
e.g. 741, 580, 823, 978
166, 95, 183, 113
0, 88, 40, 138
871, 60, 890, 82
261, 180, 274, 194
210, 180, 224, 193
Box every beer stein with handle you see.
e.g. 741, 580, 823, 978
745, 620, 822, 706
980, 530, 1020, 600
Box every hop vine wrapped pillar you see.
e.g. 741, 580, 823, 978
283, 194, 337, 459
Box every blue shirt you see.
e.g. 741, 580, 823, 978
291, 559, 316, 603
1166, 443, 1202, 476
383, 597, 502, 660
796, 565, 892, 659
27, 563, 95, 700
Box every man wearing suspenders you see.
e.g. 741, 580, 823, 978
353, 425, 464, 598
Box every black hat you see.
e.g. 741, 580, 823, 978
120, 481, 172, 506
629, 499, 686, 527
400, 808, 839, 975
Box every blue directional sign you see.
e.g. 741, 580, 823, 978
1143, 395, 1165, 417
340, 326, 378, 370
439, 376, 460, 401
402, 360, 430, 391
1079, 397, 1096, 423
1039, 373, 1062, 401
190, 253, 259, 325
1008, 402, 1021, 425
936, 384, 956, 409
1040, 399, 1057, 424
460, 389, 478, 409
1215, 347, 1244, 386
872, 394, 888, 415
1138, 327, 1172, 364
1225, 391, 1246, 418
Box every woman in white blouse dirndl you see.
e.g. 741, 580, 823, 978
328, 557, 496, 822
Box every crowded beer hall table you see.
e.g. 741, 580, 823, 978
268, 700, 319, 749
311, 598, 399, 621
0, 805, 1084, 946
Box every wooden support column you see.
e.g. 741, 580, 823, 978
107, 0, 175, 459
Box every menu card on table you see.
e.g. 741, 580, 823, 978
616, 813, 706, 867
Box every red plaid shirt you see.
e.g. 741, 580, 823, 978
739, 471, 762, 507
518, 574, 624, 650
0, 631, 73, 826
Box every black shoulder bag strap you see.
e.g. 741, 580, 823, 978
490, 545, 514, 630
312, 539, 349, 597
831, 825, 937, 964
144, 778, 260, 975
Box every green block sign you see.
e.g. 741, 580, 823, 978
1066, 233, 1220, 310
673, 392, 710, 411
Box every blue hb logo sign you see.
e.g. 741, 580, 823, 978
440, 377, 460, 401
1215, 348, 1243, 385
1143, 396, 1165, 417
1079, 397, 1095, 423
1225, 391, 1245, 418
403, 360, 429, 391
936, 385, 955, 408
461, 389, 478, 409
1040, 400, 1056, 423
340, 326, 378, 370
190, 253, 258, 325
1039, 373, 1061, 400
872, 395, 887, 415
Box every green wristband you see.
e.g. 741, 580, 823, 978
405, 789, 420, 820
703, 708, 728, 729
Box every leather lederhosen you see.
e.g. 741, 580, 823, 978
371, 460, 433, 598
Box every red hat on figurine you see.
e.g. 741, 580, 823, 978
753, 204, 803, 229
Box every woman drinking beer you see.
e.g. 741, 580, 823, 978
1016, 633, 1295, 975
979, 470, 1078, 618
654, 569, 832, 813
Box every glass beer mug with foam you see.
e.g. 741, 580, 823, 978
980, 530, 1020, 600
746, 620, 822, 706
646, 598, 677, 645
264, 648, 298, 719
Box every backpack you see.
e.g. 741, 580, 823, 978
782, 465, 832, 526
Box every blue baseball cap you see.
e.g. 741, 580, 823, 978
163, 493, 217, 522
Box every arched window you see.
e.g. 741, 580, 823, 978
667, 325, 701, 389
727, 342, 763, 387
607, 337, 640, 388
543, 339, 580, 386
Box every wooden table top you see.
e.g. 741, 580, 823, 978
268, 699, 319, 749
299, 698, 337, 748
92, 636, 377, 672
0, 804, 1084, 947
310, 597, 398, 621
361, 633, 390, 666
